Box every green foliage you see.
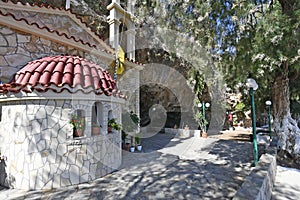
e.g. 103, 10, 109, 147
134, 133, 142, 145
70, 114, 85, 130
234, 102, 245, 111
122, 111, 140, 132
193, 110, 207, 131
108, 118, 122, 131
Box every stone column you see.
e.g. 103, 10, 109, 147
126, 29, 136, 60
108, 18, 120, 50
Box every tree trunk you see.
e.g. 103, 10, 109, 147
271, 62, 300, 162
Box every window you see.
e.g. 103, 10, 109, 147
91, 102, 103, 136
71, 109, 85, 138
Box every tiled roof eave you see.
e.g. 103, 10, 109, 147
0, 55, 126, 99
0, 89, 126, 104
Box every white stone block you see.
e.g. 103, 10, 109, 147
60, 177, 71, 187
5, 54, 31, 66
61, 171, 69, 179
6, 34, 17, 47
43, 179, 52, 189
28, 140, 39, 154
16, 154, 25, 172
67, 149, 76, 165
50, 137, 59, 148
17, 34, 31, 43
50, 163, 59, 174
45, 106, 55, 115
90, 164, 96, 180
37, 139, 46, 151
0, 34, 7, 45
76, 154, 83, 167
57, 144, 67, 156
53, 174, 60, 188
82, 160, 90, 174
32, 121, 41, 135
80, 174, 89, 183
36, 108, 46, 119
69, 165, 80, 185
31, 153, 44, 169
20, 178, 30, 190
57, 133, 66, 144
59, 156, 68, 171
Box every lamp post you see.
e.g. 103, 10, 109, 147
202, 102, 210, 132
246, 77, 259, 166
265, 100, 272, 140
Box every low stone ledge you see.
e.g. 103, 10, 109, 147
164, 128, 200, 138
233, 144, 277, 200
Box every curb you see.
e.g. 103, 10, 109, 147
233, 137, 278, 200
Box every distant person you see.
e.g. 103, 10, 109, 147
228, 112, 234, 130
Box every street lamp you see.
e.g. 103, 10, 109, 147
202, 102, 210, 132
265, 100, 272, 140
247, 77, 259, 166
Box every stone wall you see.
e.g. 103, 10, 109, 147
0, 98, 122, 189
0, 25, 106, 82
233, 144, 277, 200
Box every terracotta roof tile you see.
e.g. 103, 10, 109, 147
0, 55, 124, 98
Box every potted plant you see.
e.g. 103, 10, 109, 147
92, 122, 101, 135
70, 114, 85, 137
135, 133, 142, 151
122, 111, 140, 147
122, 131, 130, 150
129, 146, 135, 152
194, 110, 208, 138
108, 118, 122, 133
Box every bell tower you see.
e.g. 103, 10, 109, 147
107, 0, 136, 60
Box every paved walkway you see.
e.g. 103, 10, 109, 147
0, 131, 262, 199
272, 166, 300, 200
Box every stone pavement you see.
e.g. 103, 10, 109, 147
0, 131, 262, 199
272, 166, 300, 200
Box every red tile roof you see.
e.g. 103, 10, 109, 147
0, 55, 125, 98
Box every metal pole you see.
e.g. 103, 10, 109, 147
250, 88, 258, 166
268, 105, 272, 140
202, 102, 206, 132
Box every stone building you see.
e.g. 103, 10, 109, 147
0, 0, 141, 189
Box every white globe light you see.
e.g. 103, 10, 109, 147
205, 102, 210, 108
246, 78, 259, 91
265, 100, 272, 106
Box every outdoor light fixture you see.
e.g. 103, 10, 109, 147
247, 77, 258, 166
265, 100, 272, 140
265, 100, 271, 106
202, 102, 210, 133
246, 78, 258, 91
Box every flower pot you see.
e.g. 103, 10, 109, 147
122, 143, 130, 151
130, 147, 135, 152
74, 129, 84, 137
137, 145, 142, 151
92, 126, 100, 135
202, 132, 207, 138
108, 126, 112, 133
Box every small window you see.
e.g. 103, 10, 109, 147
91, 102, 103, 136
71, 109, 85, 138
